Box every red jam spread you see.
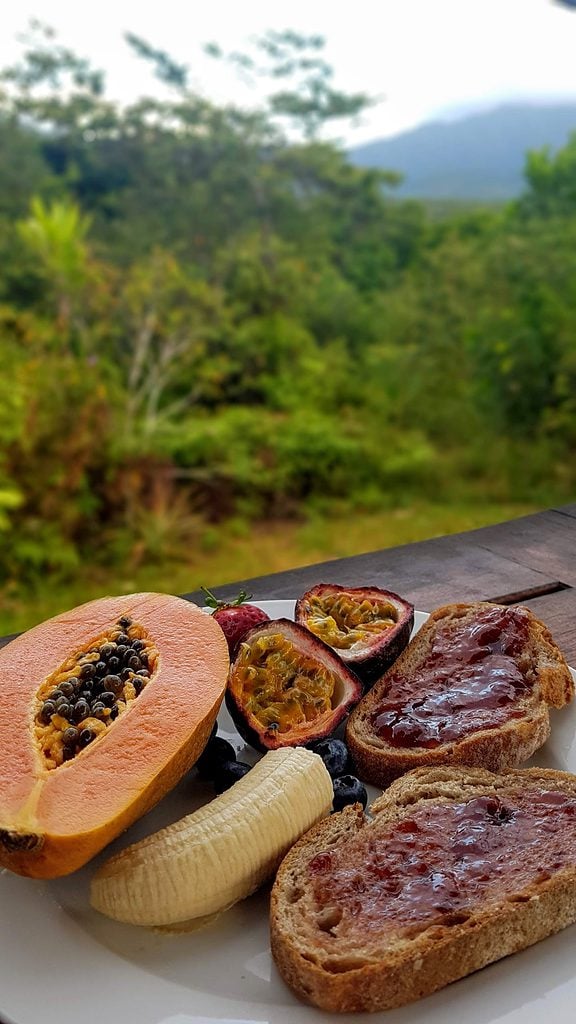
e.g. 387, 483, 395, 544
372, 606, 532, 748
308, 789, 576, 941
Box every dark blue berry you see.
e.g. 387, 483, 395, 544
332, 775, 367, 812
196, 736, 237, 780
213, 760, 251, 793
308, 738, 350, 778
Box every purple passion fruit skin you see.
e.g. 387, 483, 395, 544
225, 618, 363, 752
295, 583, 414, 688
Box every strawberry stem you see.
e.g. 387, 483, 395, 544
201, 586, 253, 609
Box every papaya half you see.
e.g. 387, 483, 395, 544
0, 592, 229, 878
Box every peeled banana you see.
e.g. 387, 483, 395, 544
90, 746, 333, 926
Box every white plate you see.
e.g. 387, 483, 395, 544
1, 602, 575, 1024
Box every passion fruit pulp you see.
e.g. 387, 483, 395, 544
295, 583, 414, 687
226, 619, 362, 751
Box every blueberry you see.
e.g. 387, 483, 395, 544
196, 736, 237, 780
332, 775, 368, 812
213, 760, 251, 794
308, 738, 350, 779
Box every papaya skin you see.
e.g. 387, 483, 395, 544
0, 593, 229, 878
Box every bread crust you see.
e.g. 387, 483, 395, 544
346, 602, 574, 788
270, 766, 576, 1013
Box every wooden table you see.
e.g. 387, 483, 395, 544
184, 502, 576, 664
1, 503, 575, 663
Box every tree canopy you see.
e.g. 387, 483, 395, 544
0, 25, 574, 591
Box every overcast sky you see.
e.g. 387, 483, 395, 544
2, 0, 576, 142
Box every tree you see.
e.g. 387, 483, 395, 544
519, 134, 576, 218
206, 30, 375, 140
18, 196, 91, 336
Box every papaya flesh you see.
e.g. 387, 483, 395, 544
0, 592, 229, 878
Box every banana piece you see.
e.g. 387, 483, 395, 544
90, 746, 333, 926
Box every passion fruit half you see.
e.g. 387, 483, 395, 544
226, 619, 362, 751
295, 583, 414, 687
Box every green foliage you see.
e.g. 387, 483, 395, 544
124, 33, 188, 89
0, 25, 574, 592
206, 30, 374, 140
18, 197, 90, 286
520, 134, 576, 218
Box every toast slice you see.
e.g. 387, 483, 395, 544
270, 765, 576, 1013
346, 602, 573, 788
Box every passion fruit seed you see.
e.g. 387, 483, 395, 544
35, 616, 158, 769
234, 633, 339, 735
305, 593, 398, 650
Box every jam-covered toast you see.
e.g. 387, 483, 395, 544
270, 765, 576, 1012
346, 602, 574, 788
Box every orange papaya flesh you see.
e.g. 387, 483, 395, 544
0, 592, 229, 878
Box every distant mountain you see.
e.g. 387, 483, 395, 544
351, 103, 576, 200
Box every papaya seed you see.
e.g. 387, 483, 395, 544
35, 619, 157, 770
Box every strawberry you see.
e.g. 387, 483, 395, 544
201, 588, 270, 657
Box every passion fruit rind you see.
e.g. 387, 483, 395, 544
295, 583, 414, 688
225, 618, 363, 752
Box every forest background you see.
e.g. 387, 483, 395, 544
1, 25, 575, 634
